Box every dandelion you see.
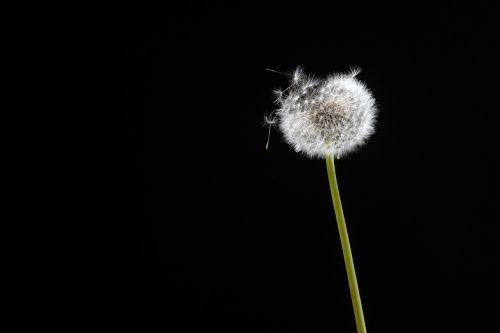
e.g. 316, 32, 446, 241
275, 67, 377, 159
267, 67, 378, 333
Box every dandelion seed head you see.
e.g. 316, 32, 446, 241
274, 68, 377, 159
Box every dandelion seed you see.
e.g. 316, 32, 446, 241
349, 66, 362, 77
293, 66, 304, 83
272, 89, 284, 103
263, 114, 278, 150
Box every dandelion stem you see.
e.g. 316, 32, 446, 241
326, 154, 367, 333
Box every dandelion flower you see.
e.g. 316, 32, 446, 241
274, 67, 377, 158
266, 67, 379, 333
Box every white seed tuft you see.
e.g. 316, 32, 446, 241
273, 67, 378, 159
263, 113, 278, 126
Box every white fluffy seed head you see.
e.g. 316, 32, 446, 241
274, 67, 377, 159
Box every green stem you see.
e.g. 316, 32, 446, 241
326, 154, 367, 333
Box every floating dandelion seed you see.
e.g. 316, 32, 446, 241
263, 113, 278, 150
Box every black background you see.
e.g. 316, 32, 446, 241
119, 3, 499, 332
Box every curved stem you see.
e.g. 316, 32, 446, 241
326, 154, 367, 333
